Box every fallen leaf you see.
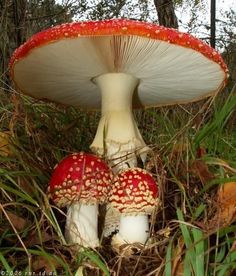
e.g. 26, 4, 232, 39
191, 160, 215, 185
207, 182, 236, 230
174, 261, 184, 276
5, 210, 28, 231
24, 230, 53, 247
196, 147, 207, 158
17, 176, 35, 194
218, 182, 236, 207
0, 131, 13, 156
32, 256, 60, 273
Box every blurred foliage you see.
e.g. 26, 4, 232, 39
0, 0, 73, 81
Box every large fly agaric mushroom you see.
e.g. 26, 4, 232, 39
9, 19, 228, 172
109, 167, 159, 251
49, 152, 113, 248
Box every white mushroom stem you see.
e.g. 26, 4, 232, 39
90, 73, 149, 172
91, 73, 151, 245
65, 203, 99, 248
112, 215, 149, 247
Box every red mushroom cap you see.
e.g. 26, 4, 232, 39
10, 19, 227, 74
10, 19, 228, 109
109, 168, 159, 215
49, 152, 113, 207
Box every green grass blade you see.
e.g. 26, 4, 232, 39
44, 204, 66, 244
192, 204, 206, 220
164, 238, 173, 276
0, 252, 13, 272
216, 251, 236, 276
183, 253, 192, 276
215, 245, 226, 263
193, 90, 236, 148
0, 181, 39, 206
80, 249, 110, 276
27, 247, 72, 274
177, 208, 196, 273
192, 228, 205, 276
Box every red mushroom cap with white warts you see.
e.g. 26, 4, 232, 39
10, 19, 228, 109
109, 168, 159, 215
49, 152, 113, 207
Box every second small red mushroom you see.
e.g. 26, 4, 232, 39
109, 167, 159, 251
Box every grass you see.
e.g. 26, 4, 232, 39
0, 81, 236, 275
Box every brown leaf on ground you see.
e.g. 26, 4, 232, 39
207, 182, 236, 231
17, 176, 35, 194
5, 210, 29, 231
191, 160, 215, 185
174, 261, 184, 276
24, 230, 53, 247
0, 131, 13, 156
196, 147, 207, 158
218, 182, 236, 207
32, 256, 60, 273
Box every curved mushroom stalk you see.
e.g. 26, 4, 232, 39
65, 203, 99, 248
90, 73, 149, 172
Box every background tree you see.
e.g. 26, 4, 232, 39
0, 0, 73, 83
210, 0, 216, 48
154, 0, 178, 28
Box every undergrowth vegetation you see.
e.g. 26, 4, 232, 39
0, 79, 236, 275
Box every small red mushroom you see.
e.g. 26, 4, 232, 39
109, 167, 159, 251
49, 152, 113, 248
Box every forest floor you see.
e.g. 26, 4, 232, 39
0, 81, 236, 275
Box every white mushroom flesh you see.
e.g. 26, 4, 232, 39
90, 72, 149, 172
65, 203, 99, 248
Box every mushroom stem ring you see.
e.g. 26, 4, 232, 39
91, 73, 149, 172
